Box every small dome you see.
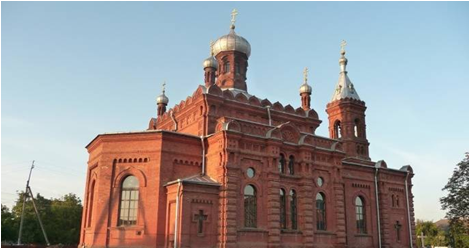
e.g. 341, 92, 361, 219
156, 94, 169, 105
299, 83, 312, 94
203, 56, 218, 69
212, 28, 251, 57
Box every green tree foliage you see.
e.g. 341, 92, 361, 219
441, 153, 469, 222
415, 220, 446, 248
1, 205, 18, 243
447, 219, 469, 248
48, 194, 83, 246
440, 153, 469, 248
11, 191, 52, 245
1, 192, 82, 246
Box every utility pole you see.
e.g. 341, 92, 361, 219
17, 160, 50, 246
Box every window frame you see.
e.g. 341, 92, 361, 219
290, 189, 298, 230
244, 185, 257, 228
355, 196, 367, 234
316, 192, 326, 231
118, 175, 140, 226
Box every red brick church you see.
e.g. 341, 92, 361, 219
79, 10, 416, 248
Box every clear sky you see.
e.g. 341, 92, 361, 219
1, 1, 468, 222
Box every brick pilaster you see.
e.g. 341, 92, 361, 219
299, 177, 314, 247
266, 172, 281, 247
333, 183, 347, 247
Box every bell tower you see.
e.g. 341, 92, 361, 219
326, 41, 370, 160
203, 41, 218, 88
212, 9, 251, 91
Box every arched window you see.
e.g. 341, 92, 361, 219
288, 156, 295, 175
290, 190, 297, 230
224, 62, 230, 74
280, 189, 287, 229
119, 175, 139, 226
235, 62, 240, 74
355, 196, 366, 234
334, 120, 342, 139
354, 119, 360, 137
244, 185, 257, 228
396, 195, 399, 207
316, 193, 326, 230
278, 154, 286, 174
86, 180, 96, 227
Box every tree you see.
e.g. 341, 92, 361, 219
47, 193, 83, 245
3, 192, 83, 246
1, 205, 18, 244
440, 153, 469, 248
11, 191, 52, 245
447, 218, 469, 248
415, 220, 444, 248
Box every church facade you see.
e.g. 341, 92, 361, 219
79, 11, 416, 248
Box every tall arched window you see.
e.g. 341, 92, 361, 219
316, 193, 326, 230
86, 180, 96, 227
224, 62, 230, 74
280, 189, 287, 229
334, 120, 342, 139
119, 175, 139, 226
288, 156, 295, 175
235, 62, 240, 74
278, 154, 286, 174
244, 185, 257, 228
354, 119, 360, 137
355, 196, 366, 234
290, 190, 297, 230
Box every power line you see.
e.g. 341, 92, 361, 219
1, 192, 18, 196
35, 166, 86, 177
35, 160, 86, 174
1, 161, 33, 167
2, 167, 32, 174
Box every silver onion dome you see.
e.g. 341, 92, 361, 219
212, 27, 251, 58
299, 83, 312, 94
157, 81, 169, 105
156, 94, 169, 105
299, 67, 312, 94
203, 56, 218, 69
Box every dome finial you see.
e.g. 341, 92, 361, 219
299, 67, 312, 95
210, 40, 214, 56
303, 67, 309, 84
339, 40, 348, 73
340, 40, 347, 55
331, 40, 361, 102
203, 41, 219, 69
157, 80, 169, 105
162, 80, 166, 95
230, 9, 238, 30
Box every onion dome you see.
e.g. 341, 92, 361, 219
203, 40, 219, 69
212, 9, 251, 57
156, 81, 169, 105
299, 67, 312, 94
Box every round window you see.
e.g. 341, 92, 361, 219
247, 167, 255, 178
317, 177, 324, 187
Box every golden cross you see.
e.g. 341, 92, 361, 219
210, 40, 214, 56
340, 40, 347, 53
303, 67, 309, 84
231, 9, 238, 26
162, 81, 166, 94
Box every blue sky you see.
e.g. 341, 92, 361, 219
1, 1, 468, 221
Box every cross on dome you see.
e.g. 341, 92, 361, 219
303, 67, 309, 84
340, 40, 347, 53
231, 9, 238, 27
